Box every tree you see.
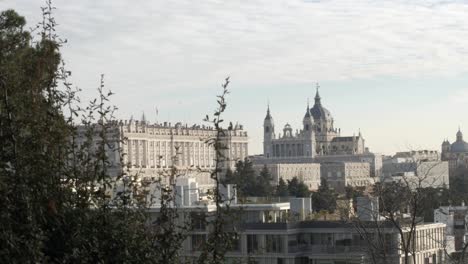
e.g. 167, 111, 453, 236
0, 8, 74, 261
256, 165, 274, 197
198, 77, 239, 264
276, 178, 289, 197
229, 158, 257, 197
450, 167, 468, 204
419, 187, 450, 222
312, 178, 337, 212
0, 6, 237, 263
287, 177, 310, 198
352, 159, 461, 264
224, 168, 235, 184
345, 185, 364, 201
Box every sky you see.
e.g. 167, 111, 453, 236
2, 0, 468, 155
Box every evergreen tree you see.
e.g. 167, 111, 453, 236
0, 7, 234, 263
276, 178, 289, 197
232, 158, 257, 197
450, 166, 468, 204
287, 177, 310, 198
419, 187, 450, 222
312, 178, 337, 212
256, 165, 274, 197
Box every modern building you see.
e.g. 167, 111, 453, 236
76, 118, 249, 190
434, 203, 468, 252
150, 178, 447, 264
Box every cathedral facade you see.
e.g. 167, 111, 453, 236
263, 88, 366, 159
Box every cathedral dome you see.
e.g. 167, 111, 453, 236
450, 141, 468, 153
311, 104, 332, 121
311, 88, 332, 121
451, 129, 468, 153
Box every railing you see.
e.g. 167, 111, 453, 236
288, 245, 365, 254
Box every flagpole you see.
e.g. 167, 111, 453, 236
155, 106, 159, 124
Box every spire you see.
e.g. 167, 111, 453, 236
141, 111, 146, 123
265, 102, 272, 120
457, 127, 463, 142
304, 98, 312, 118
314, 83, 321, 105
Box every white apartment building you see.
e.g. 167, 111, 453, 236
148, 178, 446, 264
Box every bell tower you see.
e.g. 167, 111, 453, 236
263, 104, 275, 158
302, 99, 316, 157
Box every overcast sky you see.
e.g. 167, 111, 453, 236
2, 0, 468, 155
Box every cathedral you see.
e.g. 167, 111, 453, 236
263, 86, 366, 159
441, 128, 468, 174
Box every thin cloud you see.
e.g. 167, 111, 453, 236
4, 0, 468, 90
3, 0, 468, 154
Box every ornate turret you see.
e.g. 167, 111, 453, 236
283, 123, 293, 138
441, 139, 451, 160
457, 128, 463, 142
303, 99, 314, 134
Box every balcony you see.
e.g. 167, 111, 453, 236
288, 245, 365, 254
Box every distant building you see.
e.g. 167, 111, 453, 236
394, 150, 440, 162
442, 129, 468, 175
321, 162, 374, 192
150, 176, 447, 264
253, 85, 382, 191
253, 163, 321, 191
315, 153, 383, 178
382, 151, 449, 189
263, 86, 366, 159
434, 203, 468, 252
76, 119, 249, 190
